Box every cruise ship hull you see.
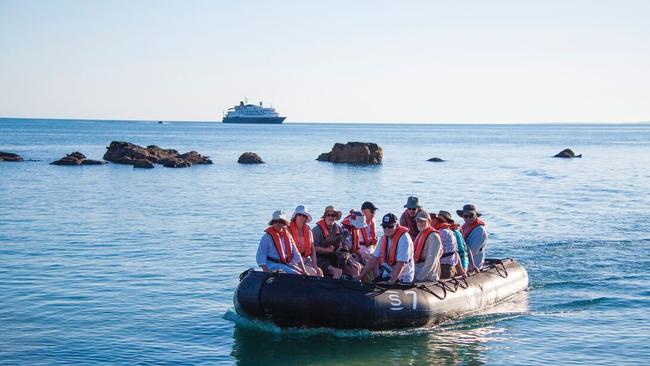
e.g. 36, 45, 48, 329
222, 117, 286, 124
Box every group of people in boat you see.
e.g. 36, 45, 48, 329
255, 196, 489, 283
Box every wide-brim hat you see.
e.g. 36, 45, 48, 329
322, 205, 342, 220
437, 210, 454, 224
291, 205, 312, 223
342, 210, 367, 229
268, 210, 289, 226
456, 204, 482, 218
403, 196, 420, 209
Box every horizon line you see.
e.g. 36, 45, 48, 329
1, 116, 649, 125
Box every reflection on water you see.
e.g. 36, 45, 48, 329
229, 291, 529, 365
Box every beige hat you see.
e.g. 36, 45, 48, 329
268, 210, 289, 226
322, 205, 342, 220
415, 209, 431, 221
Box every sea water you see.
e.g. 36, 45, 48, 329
1, 119, 649, 365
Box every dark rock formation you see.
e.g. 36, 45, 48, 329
238, 152, 265, 164
554, 148, 582, 158
0, 151, 24, 162
51, 151, 107, 166
133, 159, 155, 169
103, 141, 212, 168
316, 142, 382, 164
427, 157, 445, 162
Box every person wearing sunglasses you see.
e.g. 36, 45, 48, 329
433, 211, 467, 279
413, 209, 443, 282
312, 206, 345, 279
289, 205, 323, 276
457, 204, 488, 271
357, 213, 414, 284
399, 196, 421, 241
256, 210, 310, 275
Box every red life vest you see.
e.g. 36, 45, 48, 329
400, 209, 419, 239
461, 218, 486, 240
360, 219, 377, 246
289, 221, 312, 257
265, 227, 294, 264
316, 219, 338, 240
378, 225, 410, 266
413, 226, 439, 263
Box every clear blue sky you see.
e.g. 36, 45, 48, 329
1, 0, 648, 123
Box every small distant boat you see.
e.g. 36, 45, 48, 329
234, 258, 529, 330
222, 100, 286, 124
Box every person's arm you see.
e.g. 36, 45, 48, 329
467, 247, 479, 273
358, 256, 378, 280
389, 261, 406, 283
256, 235, 269, 271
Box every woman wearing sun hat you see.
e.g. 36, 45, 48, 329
339, 210, 368, 278
289, 205, 323, 276
256, 210, 310, 275
312, 206, 344, 279
457, 204, 488, 270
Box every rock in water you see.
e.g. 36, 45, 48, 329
51, 151, 107, 166
554, 148, 582, 158
133, 159, 155, 169
316, 142, 382, 164
0, 151, 24, 162
103, 141, 212, 167
238, 152, 265, 164
427, 157, 445, 162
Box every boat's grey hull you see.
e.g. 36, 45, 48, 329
234, 258, 529, 330
222, 117, 286, 124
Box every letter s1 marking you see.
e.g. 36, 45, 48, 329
404, 290, 417, 310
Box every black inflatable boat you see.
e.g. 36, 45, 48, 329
234, 258, 529, 330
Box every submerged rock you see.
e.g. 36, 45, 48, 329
554, 148, 582, 158
317, 142, 382, 164
103, 141, 212, 168
238, 152, 265, 164
427, 157, 445, 162
51, 151, 107, 166
0, 151, 24, 162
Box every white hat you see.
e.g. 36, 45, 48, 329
291, 205, 313, 223
268, 210, 289, 226
342, 210, 367, 229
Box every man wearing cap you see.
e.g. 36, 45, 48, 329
357, 213, 415, 283
400, 196, 421, 241
413, 209, 443, 282
359, 201, 378, 262
257, 210, 310, 275
312, 206, 345, 279
457, 204, 488, 270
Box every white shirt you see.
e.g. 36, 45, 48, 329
373, 232, 415, 282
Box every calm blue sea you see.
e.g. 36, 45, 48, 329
1, 118, 649, 365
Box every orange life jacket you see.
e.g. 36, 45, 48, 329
316, 219, 338, 241
289, 221, 312, 257
413, 226, 439, 263
461, 218, 486, 240
400, 209, 419, 239
360, 219, 377, 246
265, 227, 294, 264
378, 225, 410, 266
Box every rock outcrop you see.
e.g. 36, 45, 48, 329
238, 152, 265, 164
0, 151, 23, 162
103, 141, 212, 168
51, 152, 107, 166
316, 142, 382, 165
554, 148, 582, 158
427, 157, 445, 162
133, 159, 154, 169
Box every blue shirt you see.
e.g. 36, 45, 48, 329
465, 225, 488, 267
256, 232, 303, 274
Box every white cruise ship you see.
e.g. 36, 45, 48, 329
222, 100, 286, 124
